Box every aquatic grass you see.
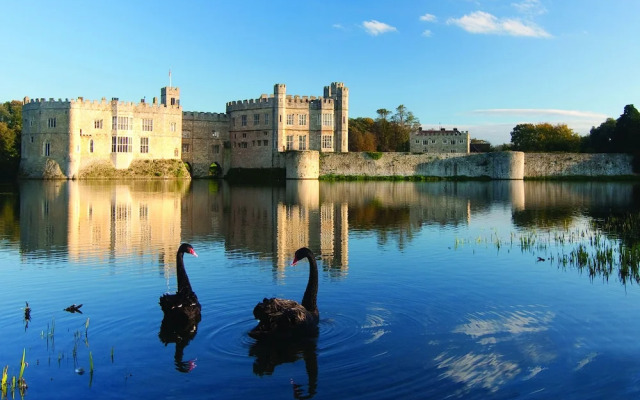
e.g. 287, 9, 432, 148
1, 365, 7, 398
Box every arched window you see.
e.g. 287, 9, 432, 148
90, 139, 94, 153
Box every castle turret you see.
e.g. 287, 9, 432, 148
161, 86, 180, 107
326, 82, 348, 152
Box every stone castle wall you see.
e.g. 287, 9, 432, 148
319, 152, 526, 179
523, 153, 634, 177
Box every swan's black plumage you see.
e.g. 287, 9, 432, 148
159, 243, 200, 326
249, 247, 319, 339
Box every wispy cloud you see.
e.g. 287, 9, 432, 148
362, 20, 397, 36
419, 13, 437, 22
332, 23, 345, 30
512, 0, 547, 16
472, 108, 608, 120
447, 11, 551, 38
422, 30, 433, 37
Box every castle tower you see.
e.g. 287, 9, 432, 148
161, 86, 180, 107
274, 84, 286, 152
324, 82, 349, 152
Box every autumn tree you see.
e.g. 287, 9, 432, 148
348, 117, 377, 151
510, 123, 581, 152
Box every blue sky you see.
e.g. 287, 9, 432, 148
2, 0, 639, 145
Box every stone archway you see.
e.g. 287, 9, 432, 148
209, 162, 222, 177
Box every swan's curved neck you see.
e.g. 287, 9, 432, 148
301, 254, 318, 313
176, 251, 193, 294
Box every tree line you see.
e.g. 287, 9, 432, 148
349, 105, 420, 152
508, 104, 640, 155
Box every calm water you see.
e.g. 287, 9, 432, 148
1, 179, 640, 399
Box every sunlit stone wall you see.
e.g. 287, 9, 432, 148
320, 152, 525, 179
523, 153, 634, 177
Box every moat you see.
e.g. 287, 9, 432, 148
1, 180, 640, 399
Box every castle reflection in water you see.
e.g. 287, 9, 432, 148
17, 179, 639, 278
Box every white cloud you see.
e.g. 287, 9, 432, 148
422, 29, 432, 37
419, 13, 437, 22
362, 20, 397, 36
332, 23, 345, 30
472, 108, 608, 120
447, 11, 551, 38
512, 0, 547, 16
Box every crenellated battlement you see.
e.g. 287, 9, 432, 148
23, 95, 181, 112
183, 111, 229, 121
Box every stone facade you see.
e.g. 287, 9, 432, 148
181, 111, 229, 177
20, 87, 183, 179
224, 82, 349, 170
410, 127, 470, 154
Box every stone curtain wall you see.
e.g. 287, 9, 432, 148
524, 153, 634, 177
318, 152, 634, 180
320, 152, 525, 179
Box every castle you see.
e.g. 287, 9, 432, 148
410, 127, 470, 154
20, 82, 349, 179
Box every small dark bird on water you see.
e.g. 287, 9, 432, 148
64, 304, 83, 313
159, 243, 201, 326
249, 247, 319, 340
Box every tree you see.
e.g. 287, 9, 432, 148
0, 100, 22, 179
348, 117, 377, 151
510, 123, 581, 152
612, 104, 640, 153
583, 118, 616, 153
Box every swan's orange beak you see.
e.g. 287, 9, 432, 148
190, 249, 198, 257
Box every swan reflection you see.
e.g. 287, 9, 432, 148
158, 317, 200, 373
249, 337, 318, 399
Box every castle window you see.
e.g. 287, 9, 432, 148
263, 140, 268, 146
298, 114, 307, 126
442, 139, 447, 144
112, 116, 133, 130
90, 139, 94, 153
170, 122, 177, 132
431, 139, 436, 144
182, 144, 190, 153
174, 148, 179, 157
423, 140, 428, 145
287, 114, 294, 125
212, 144, 220, 154
264, 113, 269, 125
451, 140, 456, 145
286, 135, 293, 150
43, 142, 51, 156
242, 133, 247, 138
254, 114, 260, 125
142, 119, 153, 132
241, 115, 247, 126
47, 117, 56, 128
94, 119, 103, 129
256, 140, 260, 146
140, 137, 149, 153
322, 135, 333, 149
299, 135, 307, 150
112, 136, 132, 153
322, 113, 333, 127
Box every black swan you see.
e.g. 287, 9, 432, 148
249, 247, 319, 339
159, 243, 201, 326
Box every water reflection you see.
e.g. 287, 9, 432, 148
249, 337, 318, 399
158, 316, 200, 373
14, 179, 640, 283
437, 306, 556, 395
